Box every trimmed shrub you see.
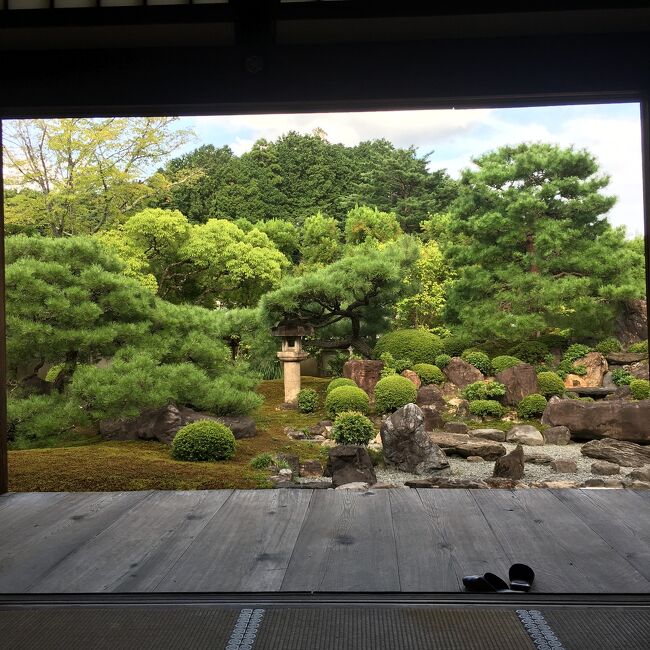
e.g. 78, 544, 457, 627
412, 363, 445, 385
326, 377, 357, 394
491, 355, 524, 374
435, 354, 452, 368
536, 371, 566, 397
297, 388, 318, 413
461, 349, 492, 375
325, 385, 370, 418
517, 394, 548, 419
628, 340, 648, 353
611, 368, 633, 386
374, 375, 418, 414
374, 329, 443, 365
442, 335, 472, 357
171, 421, 236, 462
468, 400, 504, 418
595, 337, 622, 354
563, 343, 593, 363
461, 380, 506, 401
507, 341, 549, 364
630, 379, 650, 400
250, 452, 273, 470
331, 411, 376, 445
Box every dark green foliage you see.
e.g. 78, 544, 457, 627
517, 394, 548, 419
412, 363, 445, 385
250, 452, 274, 470
435, 354, 452, 368
374, 329, 443, 365
367, 447, 384, 466
297, 388, 319, 413
611, 368, 633, 386
563, 344, 593, 363
374, 375, 418, 414
326, 378, 358, 394
171, 421, 236, 462
556, 359, 587, 379
468, 400, 504, 418
379, 352, 413, 376
441, 335, 472, 357
331, 411, 375, 446
461, 380, 506, 401
461, 349, 492, 375
595, 337, 622, 354
325, 386, 370, 418
536, 371, 566, 397
630, 379, 650, 400
628, 340, 648, 353
507, 341, 550, 364
491, 355, 523, 374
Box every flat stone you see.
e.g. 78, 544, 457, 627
506, 424, 544, 446
543, 426, 571, 445
565, 387, 616, 399
453, 441, 507, 461
551, 459, 578, 473
582, 478, 606, 487
534, 480, 580, 489
628, 466, 650, 482
299, 459, 324, 478
524, 452, 553, 465
469, 428, 506, 442
286, 428, 307, 440
582, 438, 650, 467
444, 421, 469, 434
406, 477, 489, 489
429, 431, 471, 447
466, 456, 483, 462
591, 460, 621, 476
485, 477, 528, 489
335, 482, 370, 491
605, 352, 648, 364
626, 480, 650, 489
602, 479, 625, 488
493, 444, 525, 480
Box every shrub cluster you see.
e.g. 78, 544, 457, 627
630, 379, 650, 400
326, 377, 357, 394
461, 349, 492, 375
374, 329, 443, 365
171, 421, 236, 462
507, 341, 549, 364
491, 355, 523, 374
536, 371, 565, 397
556, 359, 587, 379
468, 400, 503, 418
628, 340, 648, 353
611, 368, 633, 386
331, 411, 376, 446
517, 394, 548, 419
563, 343, 593, 363
435, 354, 452, 368
412, 363, 445, 385
461, 380, 506, 401
297, 388, 319, 413
379, 351, 413, 377
595, 337, 622, 354
325, 385, 370, 418
374, 375, 418, 414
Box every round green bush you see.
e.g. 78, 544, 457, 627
412, 363, 445, 385
461, 349, 492, 375
491, 355, 523, 374
326, 377, 357, 394
628, 340, 648, 353
516, 394, 548, 419
563, 343, 593, 363
325, 385, 370, 418
611, 368, 633, 386
171, 421, 236, 462
536, 371, 566, 397
630, 379, 650, 400
507, 341, 549, 364
373, 329, 443, 365
331, 411, 376, 445
595, 337, 622, 354
468, 400, 504, 418
297, 388, 318, 413
374, 375, 418, 414
435, 354, 452, 368
461, 380, 506, 401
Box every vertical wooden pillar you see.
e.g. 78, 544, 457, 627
0, 120, 8, 494
642, 98, 650, 380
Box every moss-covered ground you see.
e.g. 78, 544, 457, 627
8, 378, 330, 492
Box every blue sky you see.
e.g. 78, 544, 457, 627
176, 102, 643, 236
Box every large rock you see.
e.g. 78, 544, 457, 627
416, 385, 446, 410
543, 425, 571, 445
494, 363, 539, 406
326, 445, 377, 488
443, 358, 484, 388
469, 428, 506, 442
343, 359, 384, 396
493, 444, 524, 480
591, 460, 620, 476
615, 298, 647, 346
563, 352, 608, 388
605, 352, 648, 365
445, 421, 469, 434
581, 438, 650, 467
99, 404, 256, 444
401, 369, 421, 389
429, 431, 471, 448
506, 424, 544, 446
421, 406, 445, 431
380, 403, 450, 475
628, 360, 649, 380
542, 398, 650, 443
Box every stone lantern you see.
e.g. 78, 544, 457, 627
272, 323, 314, 405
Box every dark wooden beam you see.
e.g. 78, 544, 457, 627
641, 98, 650, 378
0, 120, 7, 495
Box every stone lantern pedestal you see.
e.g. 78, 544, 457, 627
272, 324, 314, 406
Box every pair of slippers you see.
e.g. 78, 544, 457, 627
463, 563, 535, 593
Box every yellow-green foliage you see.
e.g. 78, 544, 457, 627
374, 375, 418, 414
171, 421, 236, 462
325, 386, 370, 418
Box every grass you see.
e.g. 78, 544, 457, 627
8, 377, 330, 492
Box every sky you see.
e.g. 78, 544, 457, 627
176, 102, 644, 237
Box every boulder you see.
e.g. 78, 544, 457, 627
543, 426, 571, 445
581, 438, 650, 467
276, 453, 300, 475
454, 399, 470, 419
493, 444, 525, 480
551, 459, 577, 473
452, 441, 507, 460
541, 398, 650, 443
99, 403, 256, 444
466, 456, 483, 462
591, 460, 620, 476
416, 385, 446, 410
401, 369, 422, 389
421, 406, 445, 431
429, 431, 471, 448
494, 363, 539, 405
299, 460, 324, 478
524, 452, 553, 464
604, 386, 633, 401
469, 428, 506, 442
343, 359, 384, 396
628, 466, 650, 482
444, 421, 469, 435
326, 445, 376, 488
626, 480, 650, 489
605, 352, 648, 365
628, 360, 649, 380
309, 420, 332, 438
565, 387, 615, 399
563, 352, 608, 388
506, 424, 544, 446
615, 298, 647, 345
443, 358, 484, 388
380, 403, 450, 475
602, 371, 616, 389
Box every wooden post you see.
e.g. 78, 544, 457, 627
642, 98, 650, 380
0, 120, 8, 494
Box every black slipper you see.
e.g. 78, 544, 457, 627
509, 563, 535, 592
462, 572, 515, 593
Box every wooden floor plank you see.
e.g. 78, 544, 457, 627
0, 492, 151, 593
552, 489, 650, 581
0, 492, 73, 533
581, 489, 650, 539
155, 489, 312, 592
30, 491, 232, 593
281, 489, 400, 592
473, 490, 650, 593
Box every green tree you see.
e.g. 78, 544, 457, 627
344, 205, 402, 245
444, 143, 645, 344
300, 212, 342, 268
